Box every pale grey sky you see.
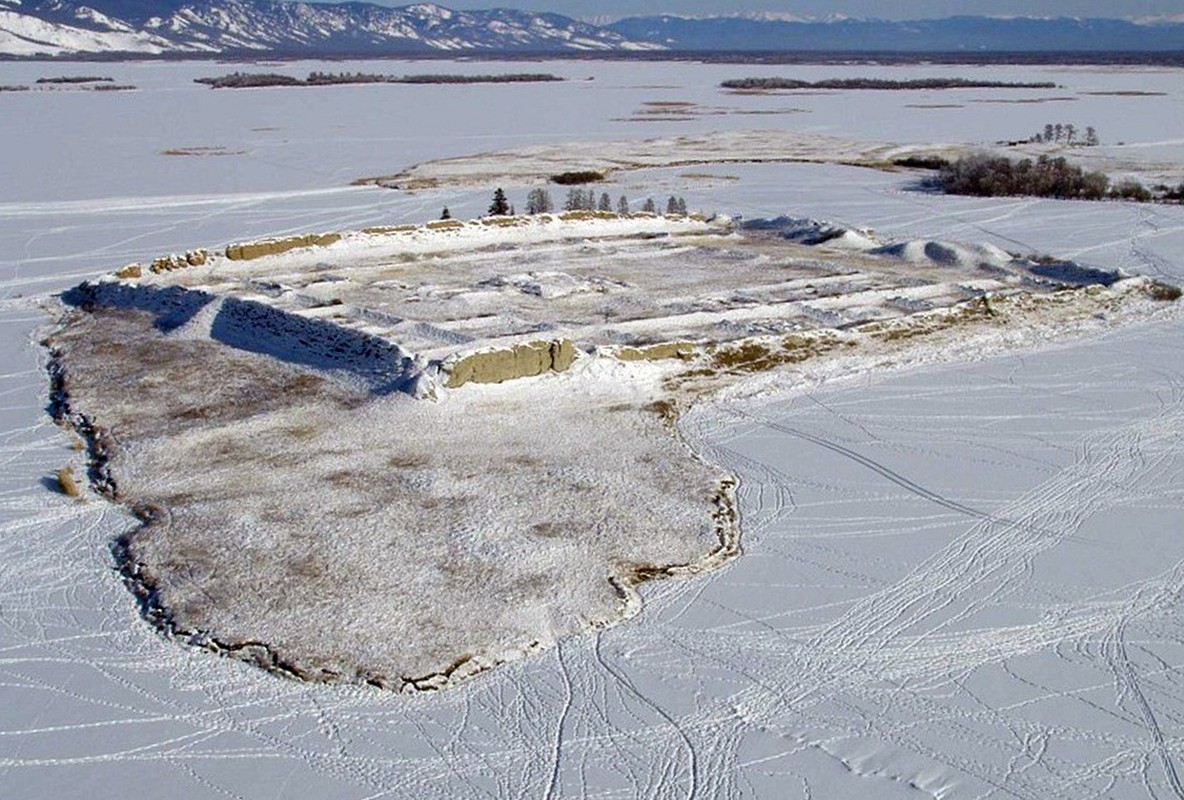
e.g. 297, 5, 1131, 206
375, 1, 1184, 21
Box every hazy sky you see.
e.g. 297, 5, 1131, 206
384, 1, 1184, 20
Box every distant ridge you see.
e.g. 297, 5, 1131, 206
607, 14, 1184, 52
0, 1, 1180, 58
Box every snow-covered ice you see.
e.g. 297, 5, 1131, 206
3, 58, 1184, 798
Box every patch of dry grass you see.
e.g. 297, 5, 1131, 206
387, 453, 430, 468
56, 467, 81, 498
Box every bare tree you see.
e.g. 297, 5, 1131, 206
1085, 126, 1100, 146
1064, 123, 1076, 145
526, 187, 553, 215
1054, 123, 1064, 143
564, 188, 585, 211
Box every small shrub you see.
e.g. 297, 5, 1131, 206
56, 467, 81, 498
938, 154, 1110, 200
1146, 281, 1183, 302
1157, 184, 1184, 202
550, 171, 605, 185
893, 155, 950, 170
1110, 180, 1152, 202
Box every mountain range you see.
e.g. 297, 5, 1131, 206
0, 0, 656, 56
0, 1, 1180, 58
609, 14, 1184, 52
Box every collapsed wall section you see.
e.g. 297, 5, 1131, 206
225, 233, 343, 261
443, 339, 578, 388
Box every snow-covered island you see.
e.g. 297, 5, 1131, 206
44, 211, 1180, 692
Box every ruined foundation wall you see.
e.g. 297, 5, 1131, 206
225, 233, 343, 261
445, 340, 577, 389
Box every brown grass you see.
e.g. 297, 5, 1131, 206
387, 453, 431, 468
326, 470, 371, 490
479, 216, 529, 227
362, 224, 419, 235
679, 172, 740, 181
530, 522, 563, 537
645, 399, 679, 426
283, 424, 320, 441
508, 454, 543, 467
56, 467, 81, 498
616, 341, 700, 362
1145, 280, 1183, 302
711, 341, 777, 371
285, 554, 326, 581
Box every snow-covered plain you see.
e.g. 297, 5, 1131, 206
3, 59, 1184, 798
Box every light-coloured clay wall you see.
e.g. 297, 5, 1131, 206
444, 339, 577, 388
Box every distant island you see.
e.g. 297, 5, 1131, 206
0, 77, 135, 93
720, 77, 1059, 91
195, 72, 565, 89
36, 75, 113, 84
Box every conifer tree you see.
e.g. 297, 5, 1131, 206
617, 195, 629, 215
488, 187, 510, 216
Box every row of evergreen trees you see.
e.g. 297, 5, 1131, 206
456, 188, 689, 219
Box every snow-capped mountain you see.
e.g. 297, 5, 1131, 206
0, 0, 662, 56
3, 2, 1181, 59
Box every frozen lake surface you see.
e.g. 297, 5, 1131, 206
3, 59, 1184, 798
